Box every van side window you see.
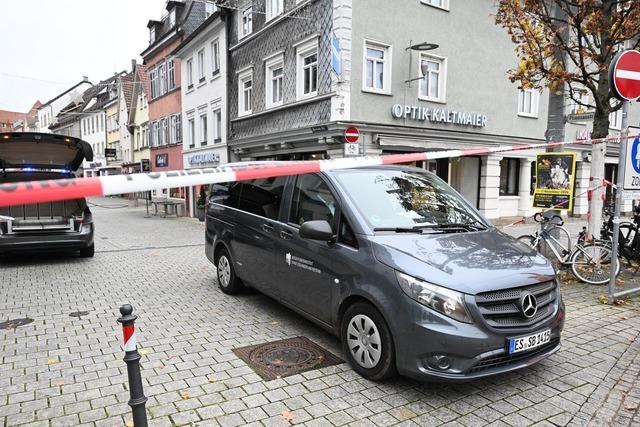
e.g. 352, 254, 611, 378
289, 174, 337, 226
209, 182, 242, 208
338, 215, 358, 248
236, 177, 286, 220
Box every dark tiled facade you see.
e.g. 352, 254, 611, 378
228, 0, 334, 154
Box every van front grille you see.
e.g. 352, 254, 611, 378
475, 281, 558, 329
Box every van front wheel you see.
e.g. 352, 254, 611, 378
341, 302, 396, 381
216, 248, 244, 294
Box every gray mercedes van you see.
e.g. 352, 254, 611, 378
205, 165, 564, 381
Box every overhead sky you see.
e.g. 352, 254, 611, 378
0, 0, 167, 112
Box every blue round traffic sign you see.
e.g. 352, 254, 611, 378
631, 137, 640, 174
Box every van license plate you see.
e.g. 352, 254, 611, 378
508, 329, 551, 354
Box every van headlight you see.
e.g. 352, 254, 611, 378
395, 271, 472, 323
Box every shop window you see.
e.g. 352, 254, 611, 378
500, 158, 520, 196
289, 174, 336, 226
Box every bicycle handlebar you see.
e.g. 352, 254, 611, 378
533, 212, 564, 226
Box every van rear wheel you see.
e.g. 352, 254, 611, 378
216, 248, 244, 294
341, 302, 396, 381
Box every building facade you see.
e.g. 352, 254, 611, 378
141, 0, 210, 200
36, 78, 92, 133
128, 63, 152, 173
225, 0, 640, 219
174, 8, 229, 216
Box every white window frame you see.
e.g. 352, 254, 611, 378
421, 0, 450, 11
150, 67, 158, 99
167, 58, 176, 90
518, 88, 539, 118
186, 58, 194, 89
362, 40, 392, 94
197, 49, 205, 82
169, 9, 176, 27
200, 112, 208, 145
213, 108, 222, 143
418, 53, 447, 103
238, 68, 253, 116
610, 107, 623, 130
240, 5, 253, 38
211, 39, 220, 75
158, 60, 167, 95
266, 0, 284, 22
188, 117, 195, 147
150, 27, 156, 43
265, 54, 284, 109
296, 37, 319, 100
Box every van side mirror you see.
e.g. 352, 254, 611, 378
299, 220, 334, 241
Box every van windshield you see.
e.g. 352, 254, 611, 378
333, 168, 488, 231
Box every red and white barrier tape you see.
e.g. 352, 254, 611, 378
0, 134, 630, 208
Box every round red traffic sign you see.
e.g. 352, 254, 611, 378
344, 127, 360, 143
611, 50, 640, 101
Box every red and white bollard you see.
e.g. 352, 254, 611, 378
117, 304, 148, 427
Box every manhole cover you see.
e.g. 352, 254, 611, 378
69, 311, 90, 318
233, 336, 343, 381
0, 318, 34, 330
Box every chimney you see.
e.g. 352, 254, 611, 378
131, 59, 137, 72
82, 75, 89, 82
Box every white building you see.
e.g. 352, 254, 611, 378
37, 78, 92, 133
174, 9, 228, 216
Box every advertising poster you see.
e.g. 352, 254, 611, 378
533, 153, 576, 210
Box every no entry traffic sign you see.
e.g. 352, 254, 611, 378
344, 127, 360, 143
610, 50, 640, 101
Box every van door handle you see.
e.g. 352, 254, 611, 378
280, 230, 293, 240
261, 223, 274, 233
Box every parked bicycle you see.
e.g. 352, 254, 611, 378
517, 213, 620, 285
600, 204, 640, 269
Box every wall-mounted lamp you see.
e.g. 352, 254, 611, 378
405, 42, 439, 84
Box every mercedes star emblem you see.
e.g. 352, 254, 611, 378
520, 293, 538, 319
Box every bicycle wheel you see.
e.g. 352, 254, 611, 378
544, 225, 572, 259
570, 243, 620, 285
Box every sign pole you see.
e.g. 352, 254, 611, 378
607, 100, 629, 302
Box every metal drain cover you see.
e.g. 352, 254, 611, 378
233, 336, 343, 381
0, 318, 34, 330
69, 311, 90, 318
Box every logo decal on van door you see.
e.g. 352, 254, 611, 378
285, 252, 321, 274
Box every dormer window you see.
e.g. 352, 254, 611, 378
205, 1, 216, 18
169, 9, 176, 27
150, 27, 156, 43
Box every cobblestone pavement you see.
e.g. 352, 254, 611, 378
1, 197, 639, 427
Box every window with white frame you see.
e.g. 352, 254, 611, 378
169, 9, 176, 27
422, 0, 449, 10
174, 114, 181, 142
610, 106, 623, 130
160, 118, 168, 146
418, 54, 446, 102
213, 109, 222, 142
188, 117, 195, 147
238, 69, 253, 116
518, 88, 539, 117
363, 41, 391, 93
186, 58, 193, 88
149, 27, 156, 43
150, 67, 158, 99
240, 5, 252, 38
296, 38, 318, 100
158, 60, 167, 95
570, 89, 590, 114
205, 0, 217, 18
200, 113, 208, 145
266, 55, 284, 108
266, 0, 284, 21
198, 49, 205, 82
167, 59, 176, 90
211, 40, 220, 75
